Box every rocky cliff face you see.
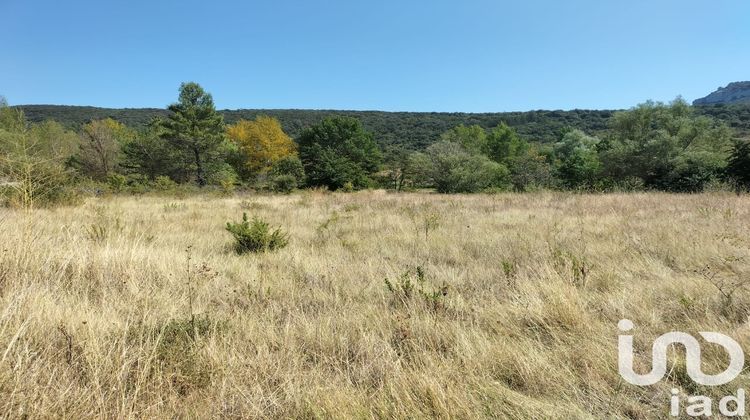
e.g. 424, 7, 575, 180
693, 81, 750, 105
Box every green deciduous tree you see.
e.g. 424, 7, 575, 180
600, 98, 733, 192
297, 116, 382, 190
161, 82, 224, 187
268, 155, 305, 193
485, 122, 528, 164
508, 147, 554, 191
554, 129, 602, 189
378, 146, 419, 191
440, 124, 487, 155
269, 155, 305, 183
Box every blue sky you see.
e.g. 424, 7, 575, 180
1, 0, 748, 112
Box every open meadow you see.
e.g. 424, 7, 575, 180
1, 191, 750, 418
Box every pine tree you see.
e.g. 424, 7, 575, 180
161, 82, 224, 187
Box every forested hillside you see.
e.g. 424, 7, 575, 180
14, 105, 616, 149
15, 103, 750, 151
693, 103, 750, 137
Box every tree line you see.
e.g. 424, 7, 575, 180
18, 103, 750, 150
1, 83, 749, 207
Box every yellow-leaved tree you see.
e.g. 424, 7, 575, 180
226, 116, 297, 177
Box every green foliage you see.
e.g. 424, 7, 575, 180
270, 155, 305, 179
384, 266, 448, 313
554, 129, 602, 189
440, 124, 487, 155
297, 116, 382, 190
507, 147, 554, 191
0, 108, 80, 208
10, 97, 750, 195
377, 146, 418, 191
485, 122, 528, 164
226, 213, 289, 254
206, 162, 238, 189
271, 174, 298, 194
726, 139, 750, 191
341, 181, 355, 192
412, 124, 536, 193
16, 102, 750, 152
106, 173, 127, 193
161, 82, 225, 187
154, 175, 178, 191
484, 123, 552, 191
600, 98, 733, 192
121, 122, 188, 181
29, 120, 79, 159
17, 105, 622, 150
269, 155, 305, 188
695, 103, 750, 138
421, 140, 511, 193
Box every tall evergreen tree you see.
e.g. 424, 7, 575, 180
485, 122, 528, 164
161, 82, 224, 186
297, 117, 381, 190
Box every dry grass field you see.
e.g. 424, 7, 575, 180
1, 191, 749, 418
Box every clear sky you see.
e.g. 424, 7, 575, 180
1, 0, 748, 112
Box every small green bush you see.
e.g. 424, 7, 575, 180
154, 175, 177, 191
384, 266, 449, 313
341, 181, 355, 192
107, 173, 127, 193
271, 174, 297, 194
270, 155, 305, 183
226, 213, 289, 254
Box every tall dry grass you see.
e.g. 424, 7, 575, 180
0, 190, 749, 418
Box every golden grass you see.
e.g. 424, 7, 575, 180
1, 190, 749, 418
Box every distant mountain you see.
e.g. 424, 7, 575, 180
694, 81, 750, 105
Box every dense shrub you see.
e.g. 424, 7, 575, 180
269, 155, 305, 183
107, 173, 127, 193
421, 141, 511, 193
154, 175, 178, 191
726, 139, 750, 191
271, 174, 297, 193
267, 155, 305, 193
226, 213, 289, 253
